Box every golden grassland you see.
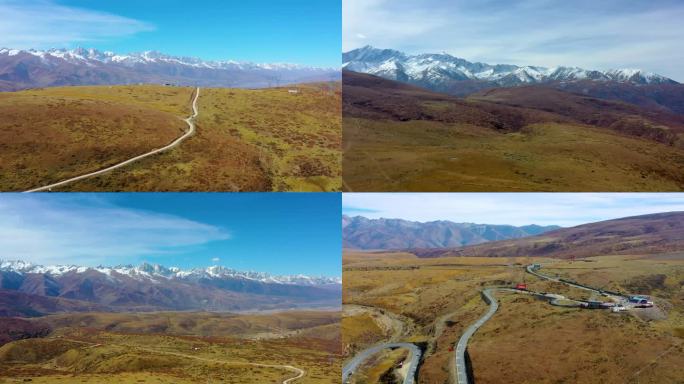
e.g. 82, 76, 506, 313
0, 85, 191, 191
342, 251, 684, 383
58, 83, 341, 192
343, 117, 684, 192
0, 311, 341, 384
1, 83, 340, 191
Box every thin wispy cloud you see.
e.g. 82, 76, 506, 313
343, 0, 684, 81
0, 195, 229, 266
0, 0, 153, 49
343, 193, 684, 227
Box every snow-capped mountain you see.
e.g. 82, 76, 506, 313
0, 48, 318, 71
0, 47, 340, 91
0, 260, 340, 286
0, 260, 340, 316
343, 46, 676, 93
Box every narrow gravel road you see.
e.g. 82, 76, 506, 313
24, 87, 200, 192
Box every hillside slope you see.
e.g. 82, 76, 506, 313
410, 211, 684, 258
343, 71, 684, 191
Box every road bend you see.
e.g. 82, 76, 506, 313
24, 87, 200, 192
454, 288, 501, 384
343, 342, 421, 384
455, 264, 624, 383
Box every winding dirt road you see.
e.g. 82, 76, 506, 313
24, 87, 200, 192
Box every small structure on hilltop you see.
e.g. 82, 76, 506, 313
288, 88, 300, 94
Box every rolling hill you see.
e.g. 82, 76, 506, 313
342, 215, 559, 249
409, 211, 684, 258
343, 70, 684, 191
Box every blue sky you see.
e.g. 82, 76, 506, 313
343, 0, 684, 81
343, 193, 684, 227
0, 0, 341, 67
0, 193, 341, 277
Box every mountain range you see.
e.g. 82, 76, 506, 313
0, 261, 341, 317
409, 211, 684, 259
343, 46, 676, 90
342, 215, 560, 249
342, 46, 684, 116
0, 47, 340, 91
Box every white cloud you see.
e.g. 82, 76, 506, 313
0, 0, 153, 49
343, 193, 684, 227
343, 0, 684, 81
212, 257, 220, 263
0, 195, 229, 266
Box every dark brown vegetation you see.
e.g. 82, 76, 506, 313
0, 318, 50, 347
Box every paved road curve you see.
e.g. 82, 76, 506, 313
343, 342, 421, 384
24, 87, 201, 192
454, 288, 499, 384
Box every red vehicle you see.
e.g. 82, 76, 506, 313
515, 283, 528, 290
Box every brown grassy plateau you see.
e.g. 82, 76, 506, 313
0, 85, 191, 191
0, 311, 341, 384
342, 250, 684, 383
342, 71, 684, 192
57, 83, 341, 192
1, 83, 340, 192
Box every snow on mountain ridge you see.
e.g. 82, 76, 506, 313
0, 47, 336, 72
0, 259, 341, 286
343, 46, 677, 86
